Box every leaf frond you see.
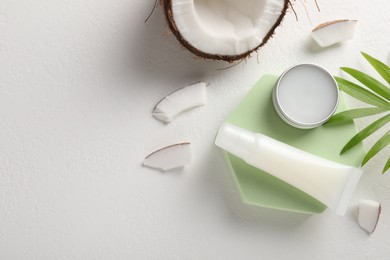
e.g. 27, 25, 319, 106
326, 107, 388, 125
341, 67, 390, 101
361, 52, 390, 85
335, 77, 390, 108
341, 113, 390, 154
361, 131, 390, 166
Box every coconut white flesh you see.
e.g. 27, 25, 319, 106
358, 199, 381, 234
312, 20, 357, 47
143, 143, 191, 171
171, 0, 285, 56
153, 82, 207, 123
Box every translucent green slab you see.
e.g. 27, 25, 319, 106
223, 75, 365, 214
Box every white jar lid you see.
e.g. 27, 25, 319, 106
273, 64, 339, 129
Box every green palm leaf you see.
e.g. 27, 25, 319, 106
341, 67, 390, 101
335, 77, 390, 108
383, 157, 390, 174
361, 52, 390, 85
325, 107, 388, 125
361, 131, 390, 166
341, 113, 390, 154
330, 52, 390, 174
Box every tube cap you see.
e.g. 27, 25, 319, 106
215, 123, 257, 159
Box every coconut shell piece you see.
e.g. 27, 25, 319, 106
312, 19, 357, 47
153, 82, 207, 123
143, 142, 192, 171
358, 199, 381, 234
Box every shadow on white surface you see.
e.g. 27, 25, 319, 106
122, 5, 226, 86
200, 144, 313, 230
304, 36, 344, 54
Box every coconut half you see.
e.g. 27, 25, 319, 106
162, 0, 289, 61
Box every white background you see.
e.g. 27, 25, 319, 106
1, 0, 390, 259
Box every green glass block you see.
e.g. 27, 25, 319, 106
222, 74, 365, 214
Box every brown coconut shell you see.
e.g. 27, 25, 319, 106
312, 19, 356, 32
162, 0, 290, 62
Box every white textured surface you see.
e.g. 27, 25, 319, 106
1, 0, 389, 259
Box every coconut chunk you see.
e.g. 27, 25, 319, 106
143, 142, 191, 171
358, 199, 381, 234
312, 20, 357, 47
162, 0, 289, 61
153, 82, 207, 123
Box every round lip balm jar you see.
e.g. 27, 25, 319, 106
273, 64, 339, 129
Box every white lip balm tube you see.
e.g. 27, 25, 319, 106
215, 123, 362, 215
